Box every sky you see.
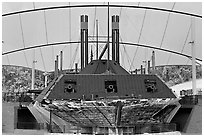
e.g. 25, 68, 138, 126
2, 2, 202, 72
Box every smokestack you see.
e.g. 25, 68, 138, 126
80, 15, 84, 70
152, 51, 155, 74
141, 65, 143, 74
112, 15, 116, 61
80, 15, 88, 69
148, 60, 150, 74
144, 67, 146, 74
54, 60, 57, 78
115, 15, 120, 64
96, 19, 99, 60
44, 72, 48, 87
56, 55, 59, 76
60, 51, 63, 74
85, 15, 88, 67
75, 63, 78, 73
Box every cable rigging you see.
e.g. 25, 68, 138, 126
7, 55, 10, 65
119, 34, 132, 69
33, 2, 36, 10
181, 21, 191, 53
68, 36, 81, 68
167, 17, 190, 66
43, 10, 53, 68
161, 3, 175, 65
70, 42, 79, 69
160, 2, 176, 49
91, 6, 97, 60
19, 14, 29, 67
129, 9, 147, 71
33, 3, 47, 71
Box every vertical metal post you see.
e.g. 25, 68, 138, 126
44, 72, 48, 87
75, 63, 78, 73
96, 19, 99, 60
141, 65, 143, 74
31, 49, 35, 90
107, 2, 110, 61
56, 55, 59, 76
107, 2, 110, 71
152, 51, 155, 74
60, 51, 63, 74
143, 67, 146, 74
191, 17, 196, 95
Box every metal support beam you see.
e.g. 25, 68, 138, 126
152, 51, 155, 74
92, 103, 112, 126
107, 2, 110, 61
75, 63, 78, 73
96, 19, 99, 60
31, 49, 35, 90
56, 55, 59, 76
191, 17, 196, 95
3, 5, 201, 18
115, 101, 122, 126
99, 43, 108, 60
141, 65, 143, 74
3, 41, 202, 62
60, 51, 63, 73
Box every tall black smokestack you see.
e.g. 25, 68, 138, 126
56, 55, 59, 77
112, 15, 116, 61
54, 58, 58, 79
115, 15, 120, 64
147, 60, 150, 74
152, 51, 155, 74
141, 65, 143, 74
60, 51, 63, 74
80, 15, 88, 69
54, 60, 57, 78
75, 63, 78, 73
85, 15, 88, 67
80, 15, 84, 70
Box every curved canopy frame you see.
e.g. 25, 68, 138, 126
2, 3, 202, 71
2, 41, 202, 62
2, 4, 202, 18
